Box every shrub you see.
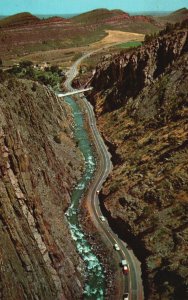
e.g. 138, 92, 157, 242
19, 60, 33, 68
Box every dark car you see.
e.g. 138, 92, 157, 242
123, 292, 129, 300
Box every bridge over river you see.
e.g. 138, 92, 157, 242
57, 87, 93, 97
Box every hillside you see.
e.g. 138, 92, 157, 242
0, 8, 186, 67
88, 24, 188, 299
0, 74, 84, 299
71, 8, 129, 24
172, 7, 188, 15
154, 7, 188, 25
0, 12, 39, 27
3, 8, 187, 66
71, 8, 159, 33
0, 10, 159, 65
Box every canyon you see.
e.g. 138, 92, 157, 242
0, 7, 187, 300
88, 22, 188, 299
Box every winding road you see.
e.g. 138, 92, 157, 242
62, 48, 144, 300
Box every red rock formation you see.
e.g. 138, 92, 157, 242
90, 29, 188, 114
0, 77, 84, 299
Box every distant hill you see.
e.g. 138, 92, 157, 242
0, 12, 39, 27
154, 7, 188, 24
171, 7, 188, 15
70, 8, 159, 34
71, 8, 130, 24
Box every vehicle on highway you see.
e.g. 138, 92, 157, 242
121, 259, 128, 266
114, 243, 120, 251
99, 216, 105, 222
96, 190, 100, 194
122, 265, 129, 275
123, 292, 129, 300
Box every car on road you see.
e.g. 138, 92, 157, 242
121, 259, 129, 275
121, 259, 128, 266
114, 243, 120, 251
122, 265, 129, 275
99, 216, 105, 222
123, 292, 129, 300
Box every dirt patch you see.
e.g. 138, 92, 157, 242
93, 30, 145, 46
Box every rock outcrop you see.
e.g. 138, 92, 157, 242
89, 26, 188, 299
0, 76, 84, 299
90, 28, 188, 115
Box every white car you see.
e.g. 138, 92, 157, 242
99, 216, 105, 222
114, 243, 120, 251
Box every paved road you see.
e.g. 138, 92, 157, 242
63, 49, 144, 300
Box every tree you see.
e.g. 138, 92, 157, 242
20, 60, 33, 68
50, 65, 59, 73
165, 22, 174, 33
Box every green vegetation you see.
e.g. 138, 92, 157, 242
7, 61, 65, 90
144, 20, 188, 43
69, 28, 107, 47
115, 41, 142, 49
20, 29, 107, 55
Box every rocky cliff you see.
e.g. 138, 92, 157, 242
89, 26, 188, 299
90, 27, 188, 115
0, 75, 84, 299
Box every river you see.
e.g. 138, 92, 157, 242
65, 96, 105, 299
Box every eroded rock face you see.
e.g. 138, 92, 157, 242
89, 27, 188, 299
90, 29, 188, 115
0, 77, 84, 300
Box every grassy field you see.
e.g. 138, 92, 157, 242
115, 41, 142, 49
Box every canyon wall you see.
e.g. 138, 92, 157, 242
90, 27, 188, 115
0, 75, 84, 299
89, 26, 188, 299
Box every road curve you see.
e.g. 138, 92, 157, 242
63, 48, 144, 300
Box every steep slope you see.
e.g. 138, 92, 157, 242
88, 26, 188, 299
90, 27, 188, 113
0, 75, 84, 299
